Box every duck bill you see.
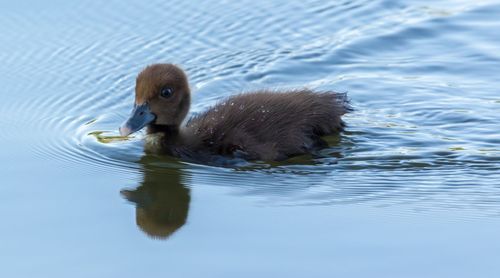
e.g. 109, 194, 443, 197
119, 103, 156, 136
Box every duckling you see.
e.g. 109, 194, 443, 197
119, 64, 350, 162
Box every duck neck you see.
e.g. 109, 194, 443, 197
147, 124, 180, 139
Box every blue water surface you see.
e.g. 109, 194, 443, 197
0, 0, 499, 277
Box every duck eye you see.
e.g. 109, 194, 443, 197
160, 87, 174, 98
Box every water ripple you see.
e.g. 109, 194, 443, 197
1, 0, 499, 214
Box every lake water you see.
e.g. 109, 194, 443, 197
1, 0, 499, 277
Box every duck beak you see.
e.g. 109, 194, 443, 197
119, 103, 156, 136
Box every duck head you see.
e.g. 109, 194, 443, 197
119, 64, 191, 136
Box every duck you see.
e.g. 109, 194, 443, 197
119, 63, 350, 162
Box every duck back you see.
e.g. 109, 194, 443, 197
184, 90, 350, 161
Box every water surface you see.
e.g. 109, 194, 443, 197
1, 0, 499, 277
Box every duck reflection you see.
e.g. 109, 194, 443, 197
121, 156, 190, 240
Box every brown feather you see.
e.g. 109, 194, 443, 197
183, 90, 350, 161
130, 64, 351, 162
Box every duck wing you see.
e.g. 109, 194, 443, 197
185, 90, 351, 161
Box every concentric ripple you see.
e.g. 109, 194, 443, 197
1, 0, 499, 213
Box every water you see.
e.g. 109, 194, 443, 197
1, 0, 499, 277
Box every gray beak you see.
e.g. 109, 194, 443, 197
119, 103, 156, 136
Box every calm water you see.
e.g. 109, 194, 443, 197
1, 0, 500, 277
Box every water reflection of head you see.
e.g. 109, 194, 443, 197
121, 156, 190, 240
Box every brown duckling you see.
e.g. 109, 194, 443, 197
119, 64, 350, 162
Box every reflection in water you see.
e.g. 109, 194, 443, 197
121, 156, 190, 240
